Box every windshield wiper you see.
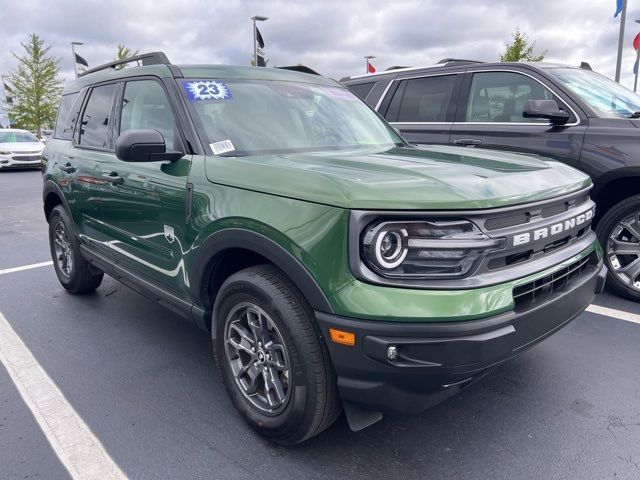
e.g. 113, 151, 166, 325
628, 111, 640, 118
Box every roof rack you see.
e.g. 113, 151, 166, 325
276, 65, 321, 76
78, 51, 171, 77
436, 58, 484, 66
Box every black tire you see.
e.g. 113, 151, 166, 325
48, 205, 103, 294
595, 195, 640, 302
213, 264, 341, 444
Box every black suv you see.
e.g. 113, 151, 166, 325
343, 60, 640, 301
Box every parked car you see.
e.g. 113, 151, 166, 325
0, 128, 44, 170
342, 60, 640, 301
43, 52, 605, 444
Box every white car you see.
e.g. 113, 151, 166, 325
0, 129, 45, 170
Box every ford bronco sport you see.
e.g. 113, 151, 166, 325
43, 52, 606, 444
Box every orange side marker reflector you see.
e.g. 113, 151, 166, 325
329, 328, 356, 346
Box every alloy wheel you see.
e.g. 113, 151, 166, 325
53, 222, 73, 278
224, 302, 291, 415
607, 211, 640, 292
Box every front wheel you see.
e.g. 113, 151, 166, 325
596, 195, 640, 302
213, 265, 341, 444
48, 205, 103, 294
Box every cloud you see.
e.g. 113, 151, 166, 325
1, 0, 640, 90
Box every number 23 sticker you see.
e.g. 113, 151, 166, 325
182, 80, 233, 101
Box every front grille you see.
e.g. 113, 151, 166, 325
512, 251, 598, 310
11, 155, 40, 161
485, 212, 530, 230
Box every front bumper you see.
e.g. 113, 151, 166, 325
316, 257, 606, 415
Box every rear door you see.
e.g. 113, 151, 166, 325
61, 83, 117, 242
449, 69, 586, 169
96, 78, 192, 295
378, 73, 463, 145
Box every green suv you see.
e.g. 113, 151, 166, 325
43, 52, 606, 444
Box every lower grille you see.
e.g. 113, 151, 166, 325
512, 251, 598, 310
11, 155, 41, 161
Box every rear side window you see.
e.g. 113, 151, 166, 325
386, 75, 457, 122
79, 84, 117, 149
347, 82, 375, 101
54, 92, 85, 140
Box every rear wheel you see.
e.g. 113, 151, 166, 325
48, 205, 103, 294
596, 195, 640, 302
213, 265, 341, 444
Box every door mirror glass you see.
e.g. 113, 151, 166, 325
523, 99, 571, 124
115, 129, 182, 162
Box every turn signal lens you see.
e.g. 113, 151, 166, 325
329, 328, 356, 346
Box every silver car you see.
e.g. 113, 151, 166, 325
0, 129, 44, 170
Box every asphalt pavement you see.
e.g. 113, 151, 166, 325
1, 170, 640, 480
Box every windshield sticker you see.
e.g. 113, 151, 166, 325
322, 87, 359, 102
210, 139, 235, 155
182, 80, 233, 101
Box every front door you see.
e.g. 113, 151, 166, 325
95, 79, 191, 296
450, 70, 586, 170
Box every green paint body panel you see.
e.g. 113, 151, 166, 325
47, 62, 600, 328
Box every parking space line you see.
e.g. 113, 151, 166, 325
586, 304, 640, 325
0, 261, 53, 276
0, 311, 127, 479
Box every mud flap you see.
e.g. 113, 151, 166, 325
342, 401, 383, 431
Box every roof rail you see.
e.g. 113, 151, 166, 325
385, 66, 411, 71
437, 58, 484, 66
276, 65, 321, 76
78, 51, 171, 77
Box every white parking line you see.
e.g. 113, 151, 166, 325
586, 304, 640, 325
0, 311, 127, 479
0, 260, 53, 275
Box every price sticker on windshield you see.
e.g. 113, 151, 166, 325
182, 80, 233, 101
322, 87, 359, 102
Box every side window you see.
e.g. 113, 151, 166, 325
347, 82, 375, 101
388, 75, 457, 123
466, 72, 558, 123
53, 93, 78, 140
119, 80, 179, 150
79, 84, 117, 148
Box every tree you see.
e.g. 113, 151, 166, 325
499, 29, 547, 62
114, 44, 139, 69
7, 34, 62, 135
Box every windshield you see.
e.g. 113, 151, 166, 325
180, 79, 403, 156
549, 68, 640, 118
0, 131, 39, 143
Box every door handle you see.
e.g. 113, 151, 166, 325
102, 172, 124, 185
59, 162, 76, 173
453, 138, 482, 146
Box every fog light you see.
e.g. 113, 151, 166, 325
387, 345, 398, 360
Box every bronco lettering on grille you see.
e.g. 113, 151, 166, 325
512, 208, 594, 247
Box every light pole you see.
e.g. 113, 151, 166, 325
70, 41, 84, 78
615, 0, 627, 83
1, 75, 11, 128
251, 16, 268, 66
365, 55, 375, 74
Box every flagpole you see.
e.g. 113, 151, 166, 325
615, 0, 627, 83
635, 48, 640, 92
364, 55, 375, 74
251, 16, 268, 66
70, 41, 84, 78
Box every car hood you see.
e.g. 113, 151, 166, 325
0, 142, 43, 153
204, 145, 592, 210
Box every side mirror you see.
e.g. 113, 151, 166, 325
523, 99, 571, 125
115, 129, 183, 162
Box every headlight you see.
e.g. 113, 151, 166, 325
361, 219, 505, 279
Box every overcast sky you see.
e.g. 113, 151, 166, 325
2, 0, 640, 95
